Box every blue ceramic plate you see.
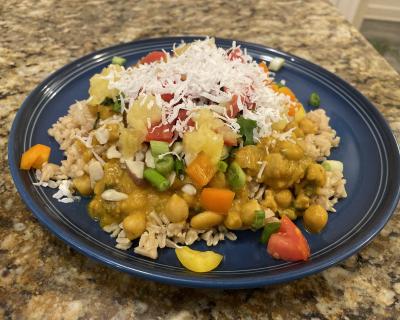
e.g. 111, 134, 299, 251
8, 37, 400, 288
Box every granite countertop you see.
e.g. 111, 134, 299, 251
1, 0, 400, 319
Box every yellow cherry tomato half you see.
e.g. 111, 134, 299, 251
175, 246, 223, 273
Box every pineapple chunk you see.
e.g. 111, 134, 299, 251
88, 65, 122, 106
127, 95, 162, 132
119, 127, 146, 159
294, 103, 306, 122
183, 110, 224, 165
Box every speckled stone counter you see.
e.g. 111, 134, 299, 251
1, 0, 400, 319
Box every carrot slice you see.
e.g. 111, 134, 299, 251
20, 144, 51, 170
186, 152, 216, 187
200, 188, 235, 214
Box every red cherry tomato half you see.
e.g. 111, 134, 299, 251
139, 51, 167, 65
145, 122, 174, 142
228, 47, 244, 62
161, 93, 174, 102
267, 216, 310, 262
178, 109, 195, 127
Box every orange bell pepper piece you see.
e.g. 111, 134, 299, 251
20, 144, 51, 170
186, 152, 216, 187
200, 188, 235, 214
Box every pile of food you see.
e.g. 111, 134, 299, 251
21, 38, 347, 272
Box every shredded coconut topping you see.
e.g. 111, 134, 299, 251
109, 38, 292, 140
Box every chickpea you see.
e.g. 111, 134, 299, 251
307, 163, 326, 187
181, 193, 198, 209
190, 211, 224, 230
278, 208, 297, 220
122, 211, 146, 240
279, 141, 304, 160
303, 204, 328, 233
208, 172, 226, 188
94, 179, 105, 195
224, 211, 242, 230
165, 194, 189, 223
73, 174, 93, 196
261, 189, 278, 212
294, 193, 310, 210
274, 189, 293, 208
293, 127, 304, 138
240, 200, 262, 226
299, 118, 318, 134
120, 192, 147, 215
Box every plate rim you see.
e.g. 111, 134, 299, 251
8, 36, 400, 288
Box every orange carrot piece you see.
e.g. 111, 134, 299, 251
259, 61, 269, 74
20, 144, 51, 170
200, 188, 235, 214
186, 152, 216, 187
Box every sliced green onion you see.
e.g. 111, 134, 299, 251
220, 145, 231, 160
217, 161, 228, 173
269, 57, 285, 72
174, 159, 185, 179
111, 100, 121, 113
143, 168, 170, 192
150, 140, 169, 157
322, 160, 343, 173
112, 56, 127, 66
227, 162, 246, 190
237, 116, 257, 146
155, 154, 174, 176
309, 92, 321, 107
252, 210, 265, 229
260, 222, 281, 244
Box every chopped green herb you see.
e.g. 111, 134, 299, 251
260, 222, 281, 244
111, 56, 127, 66
217, 160, 228, 173
252, 210, 265, 229
101, 97, 122, 113
237, 116, 257, 145
174, 159, 185, 179
309, 92, 321, 107
111, 100, 121, 113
